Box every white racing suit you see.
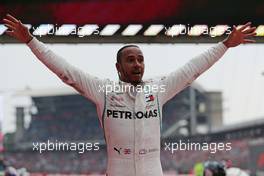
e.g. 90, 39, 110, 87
27, 38, 227, 176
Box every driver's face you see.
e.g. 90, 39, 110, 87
116, 47, 145, 85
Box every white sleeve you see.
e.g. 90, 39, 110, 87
158, 42, 228, 105
27, 38, 105, 105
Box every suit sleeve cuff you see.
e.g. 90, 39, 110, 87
27, 37, 38, 49
218, 42, 228, 52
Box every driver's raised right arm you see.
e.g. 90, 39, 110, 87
27, 37, 106, 105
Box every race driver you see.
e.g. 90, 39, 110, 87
3, 14, 256, 176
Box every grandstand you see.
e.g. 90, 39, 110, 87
162, 119, 264, 175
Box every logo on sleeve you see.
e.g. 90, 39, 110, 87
145, 94, 155, 102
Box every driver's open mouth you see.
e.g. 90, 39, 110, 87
132, 70, 141, 75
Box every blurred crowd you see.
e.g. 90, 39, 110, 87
4, 137, 261, 174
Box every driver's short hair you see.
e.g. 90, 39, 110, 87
116, 45, 139, 63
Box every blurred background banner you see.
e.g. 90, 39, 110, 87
0, 0, 264, 43
0, 0, 263, 24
